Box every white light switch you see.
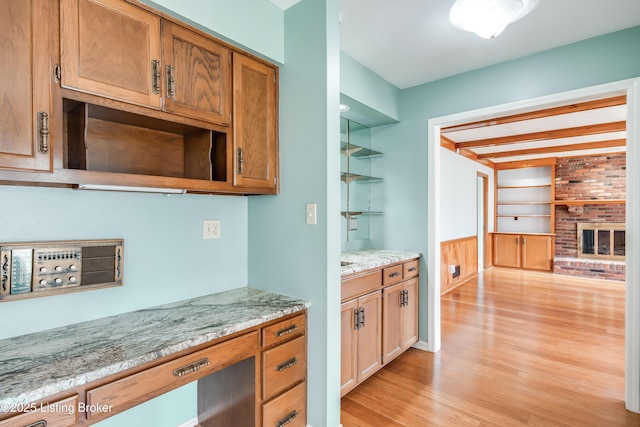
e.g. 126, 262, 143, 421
203, 220, 221, 239
306, 203, 317, 225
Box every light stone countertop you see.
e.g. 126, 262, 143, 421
341, 249, 421, 276
0, 287, 309, 408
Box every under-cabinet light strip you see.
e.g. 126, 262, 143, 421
76, 184, 186, 194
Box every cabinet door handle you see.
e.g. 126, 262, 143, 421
276, 357, 299, 372
151, 59, 161, 94
359, 307, 365, 328
275, 324, 298, 337
25, 422, 47, 427
404, 290, 409, 307
173, 358, 210, 377
523, 237, 526, 245
37, 112, 49, 154
276, 410, 299, 427
238, 148, 245, 174
353, 308, 360, 330
166, 65, 175, 98
516, 236, 519, 245
389, 272, 400, 278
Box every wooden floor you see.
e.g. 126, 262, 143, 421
341, 268, 640, 426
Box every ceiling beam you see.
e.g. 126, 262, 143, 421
455, 121, 626, 149
440, 135, 456, 152
441, 96, 626, 134
476, 138, 627, 159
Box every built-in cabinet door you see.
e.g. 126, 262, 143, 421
382, 283, 402, 364
494, 234, 521, 268
232, 52, 278, 192
60, 0, 162, 108
522, 235, 552, 271
340, 299, 358, 396
162, 21, 231, 124
357, 290, 382, 383
0, 0, 53, 171
401, 278, 419, 350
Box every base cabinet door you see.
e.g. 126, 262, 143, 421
340, 291, 382, 396
382, 283, 402, 364
522, 235, 552, 271
401, 277, 419, 350
0, 0, 53, 172
494, 234, 521, 268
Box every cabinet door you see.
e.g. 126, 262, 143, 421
232, 52, 278, 192
60, 0, 162, 108
0, 0, 52, 171
522, 235, 552, 271
382, 283, 402, 364
340, 299, 358, 396
494, 234, 521, 268
401, 278, 419, 350
162, 21, 231, 124
357, 291, 382, 383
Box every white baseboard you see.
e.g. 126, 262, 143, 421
176, 417, 198, 427
412, 340, 430, 352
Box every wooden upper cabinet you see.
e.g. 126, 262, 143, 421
233, 52, 278, 192
0, 0, 53, 172
60, 0, 162, 109
162, 21, 231, 124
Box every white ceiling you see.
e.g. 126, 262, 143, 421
339, 0, 640, 89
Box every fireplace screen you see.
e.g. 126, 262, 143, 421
578, 222, 625, 260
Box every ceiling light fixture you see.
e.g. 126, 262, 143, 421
340, 103, 350, 112
450, 0, 524, 39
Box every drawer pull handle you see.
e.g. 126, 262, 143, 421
276, 410, 299, 427
408, 267, 417, 272
389, 272, 400, 278
173, 358, 210, 377
26, 422, 47, 427
275, 324, 298, 337
276, 357, 299, 372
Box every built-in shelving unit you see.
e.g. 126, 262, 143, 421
341, 118, 383, 243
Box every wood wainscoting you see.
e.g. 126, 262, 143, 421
440, 236, 477, 295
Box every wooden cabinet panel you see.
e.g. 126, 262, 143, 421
162, 21, 231, 124
356, 290, 382, 382
382, 282, 402, 363
0, 395, 78, 427
87, 331, 259, 422
261, 314, 305, 348
494, 234, 521, 268
60, 0, 162, 108
0, 0, 52, 171
401, 277, 419, 350
403, 260, 419, 279
262, 335, 306, 401
522, 235, 553, 271
382, 264, 403, 286
340, 299, 358, 396
233, 52, 278, 192
341, 270, 381, 301
262, 381, 306, 427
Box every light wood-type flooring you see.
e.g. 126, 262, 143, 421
341, 268, 640, 426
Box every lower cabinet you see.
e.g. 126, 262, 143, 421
340, 290, 382, 396
493, 233, 553, 271
382, 277, 418, 364
340, 258, 419, 397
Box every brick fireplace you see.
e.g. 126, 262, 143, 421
553, 154, 626, 281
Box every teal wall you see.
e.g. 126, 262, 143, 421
248, 1, 342, 426
142, 0, 284, 63
378, 26, 640, 344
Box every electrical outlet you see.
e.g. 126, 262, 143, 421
203, 220, 221, 239
306, 203, 317, 225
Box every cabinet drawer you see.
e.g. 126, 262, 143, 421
86, 331, 259, 421
262, 381, 306, 427
262, 314, 305, 348
342, 270, 381, 301
263, 335, 306, 401
0, 395, 78, 427
403, 260, 419, 279
383, 265, 403, 286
